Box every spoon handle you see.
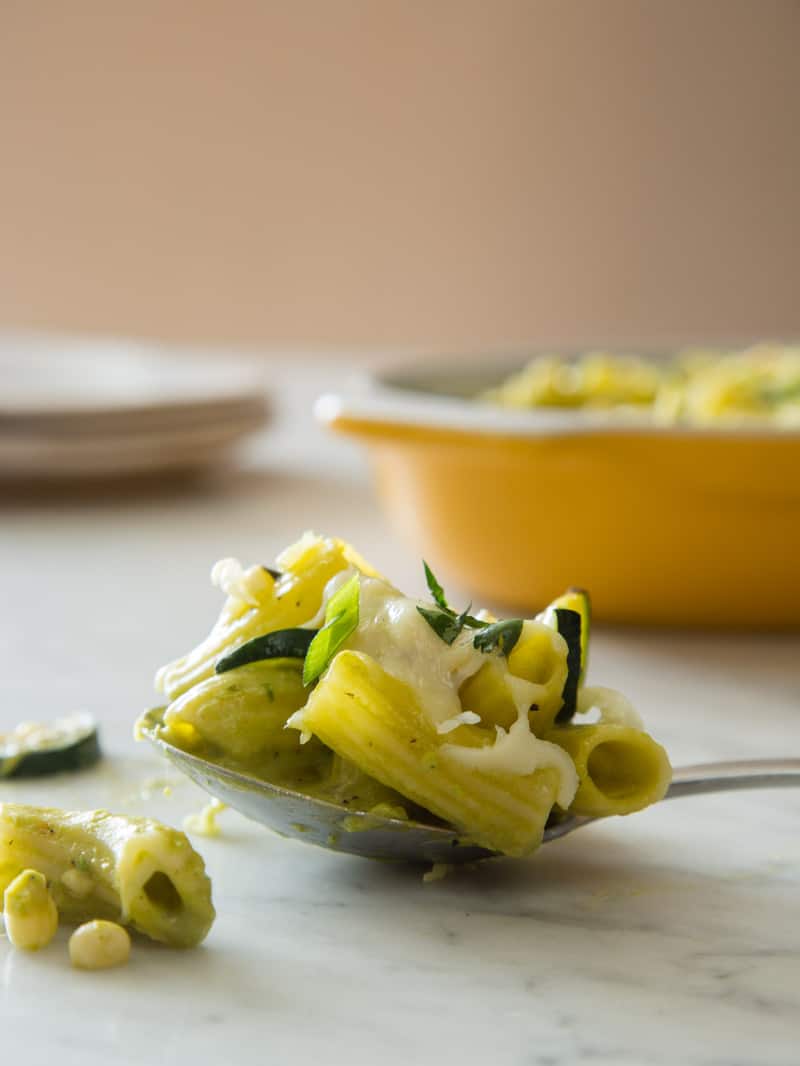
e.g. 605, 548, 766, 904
667, 758, 800, 798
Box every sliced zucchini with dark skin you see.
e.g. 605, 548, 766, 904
0, 712, 100, 779
552, 608, 582, 723
215, 627, 318, 675
546, 587, 591, 683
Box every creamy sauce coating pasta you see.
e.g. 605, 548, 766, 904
293, 572, 578, 806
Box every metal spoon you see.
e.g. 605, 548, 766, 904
140, 717, 800, 863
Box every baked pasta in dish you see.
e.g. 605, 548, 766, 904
145, 534, 671, 858
484, 344, 800, 425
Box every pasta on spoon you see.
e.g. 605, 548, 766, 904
145, 534, 670, 858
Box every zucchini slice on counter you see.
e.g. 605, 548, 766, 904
0, 712, 100, 779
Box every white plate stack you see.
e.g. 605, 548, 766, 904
0, 333, 270, 479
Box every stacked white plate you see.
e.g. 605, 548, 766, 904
0, 333, 270, 479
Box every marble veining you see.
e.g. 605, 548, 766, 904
2, 357, 799, 1065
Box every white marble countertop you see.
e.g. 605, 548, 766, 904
2, 357, 799, 1065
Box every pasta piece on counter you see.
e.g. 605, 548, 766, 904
0, 804, 214, 948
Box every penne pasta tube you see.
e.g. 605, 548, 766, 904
156, 535, 357, 701
543, 723, 671, 817
290, 651, 563, 857
0, 804, 215, 948
160, 659, 309, 760
458, 622, 568, 735
507, 621, 570, 733
457, 660, 518, 731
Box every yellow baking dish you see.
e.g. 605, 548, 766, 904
316, 360, 800, 628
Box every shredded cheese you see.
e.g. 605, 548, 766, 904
183, 798, 228, 838
210, 558, 274, 607
295, 573, 578, 806
578, 686, 643, 729
437, 711, 482, 735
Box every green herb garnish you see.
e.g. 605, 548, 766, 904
416, 603, 477, 646
302, 573, 361, 686
472, 619, 524, 657
262, 566, 283, 580
421, 562, 525, 654
418, 563, 486, 644
423, 560, 450, 611
215, 628, 317, 674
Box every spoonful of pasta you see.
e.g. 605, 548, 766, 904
137, 712, 800, 863
138, 534, 800, 864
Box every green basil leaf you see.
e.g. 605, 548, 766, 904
421, 560, 488, 629
423, 561, 452, 613
417, 601, 479, 645
472, 619, 524, 657
215, 628, 317, 674
417, 606, 460, 644
453, 603, 477, 634
302, 573, 361, 685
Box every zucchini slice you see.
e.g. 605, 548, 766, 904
552, 608, 582, 724
215, 627, 318, 675
0, 712, 100, 779
541, 587, 591, 683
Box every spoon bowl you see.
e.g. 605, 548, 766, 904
139, 712, 800, 863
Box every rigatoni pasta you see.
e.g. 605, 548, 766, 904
0, 804, 215, 947
482, 344, 800, 425
291, 650, 563, 857
156, 534, 376, 701
543, 723, 672, 817
144, 532, 671, 858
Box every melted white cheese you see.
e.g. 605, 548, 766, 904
306, 573, 578, 805
344, 575, 480, 728
436, 711, 481, 735
441, 721, 576, 807
210, 557, 274, 607
577, 686, 644, 729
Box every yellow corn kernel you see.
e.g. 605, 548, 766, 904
69, 920, 131, 970
3, 869, 58, 951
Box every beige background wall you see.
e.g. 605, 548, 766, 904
1, 1, 798, 353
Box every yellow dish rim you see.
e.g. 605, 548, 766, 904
316, 388, 800, 443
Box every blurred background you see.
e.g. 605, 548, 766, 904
2, 0, 799, 353
3, 1, 800, 624
1, 1, 799, 813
